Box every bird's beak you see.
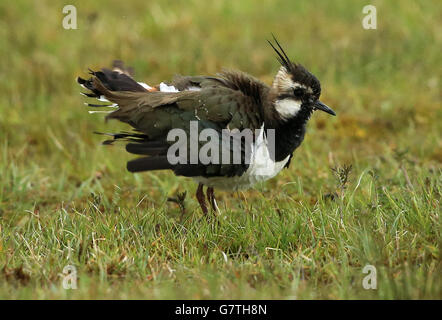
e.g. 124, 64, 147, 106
314, 101, 336, 116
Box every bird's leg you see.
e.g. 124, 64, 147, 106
196, 183, 208, 215
207, 187, 220, 214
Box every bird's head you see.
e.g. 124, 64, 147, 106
268, 37, 336, 121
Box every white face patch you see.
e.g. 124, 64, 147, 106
275, 98, 302, 120
273, 67, 309, 91
273, 67, 294, 90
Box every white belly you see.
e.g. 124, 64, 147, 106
192, 125, 290, 190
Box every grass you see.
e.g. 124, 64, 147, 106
0, 0, 441, 299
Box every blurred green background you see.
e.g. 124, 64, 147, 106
0, 0, 440, 299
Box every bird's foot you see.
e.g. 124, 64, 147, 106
207, 187, 220, 215
196, 183, 209, 215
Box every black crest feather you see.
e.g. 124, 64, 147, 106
267, 34, 295, 72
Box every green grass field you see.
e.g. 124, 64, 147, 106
0, 0, 441, 299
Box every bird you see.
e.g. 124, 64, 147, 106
76, 37, 336, 215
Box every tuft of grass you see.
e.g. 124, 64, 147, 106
0, 0, 441, 299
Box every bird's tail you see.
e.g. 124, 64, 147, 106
76, 60, 158, 120
77, 61, 176, 173
77, 60, 150, 96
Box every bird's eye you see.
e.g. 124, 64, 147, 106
292, 87, 304, 98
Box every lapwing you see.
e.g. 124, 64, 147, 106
77, 37, 336, 215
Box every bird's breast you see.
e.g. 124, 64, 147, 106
192, 124, 290, 190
